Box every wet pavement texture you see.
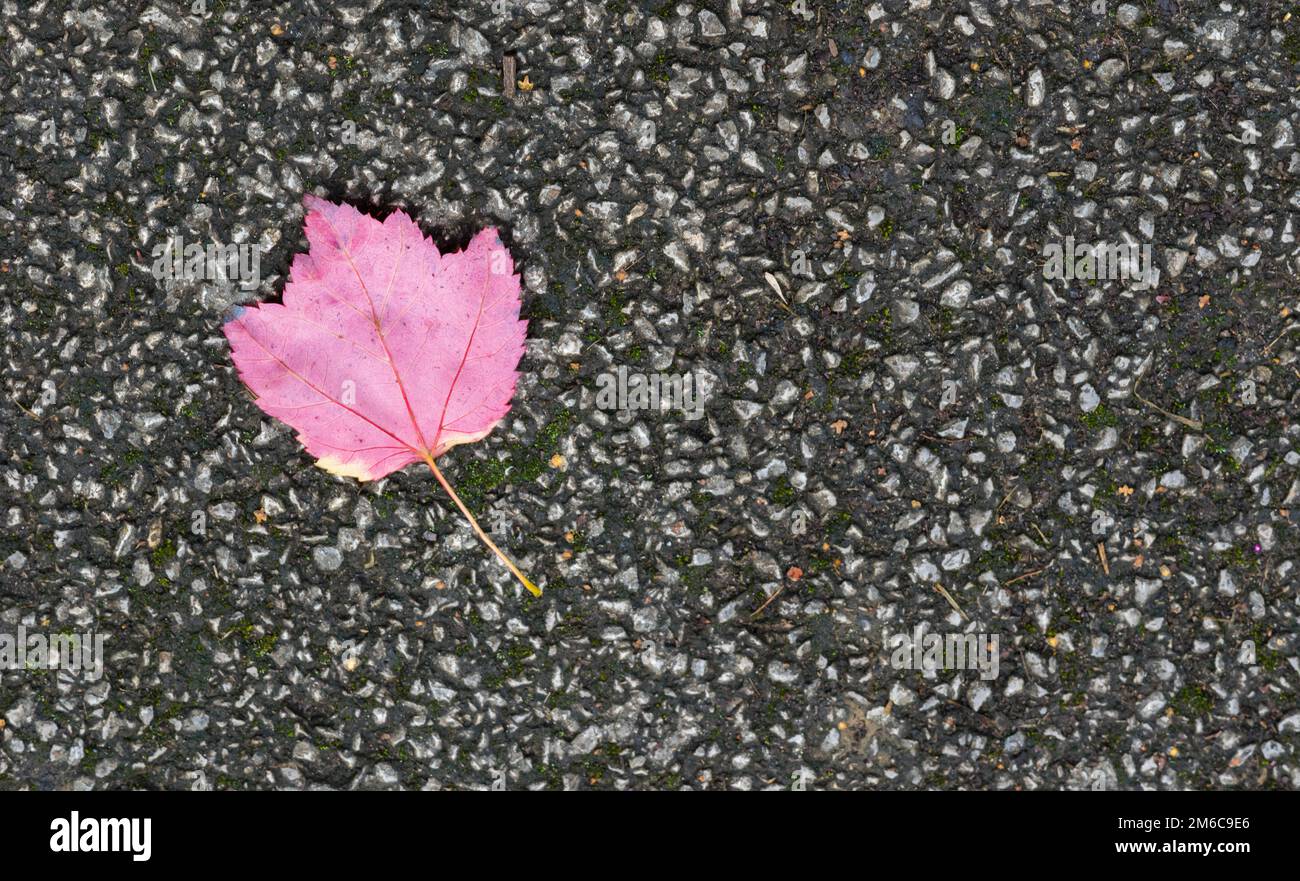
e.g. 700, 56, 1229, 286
2, 0, 1300, 790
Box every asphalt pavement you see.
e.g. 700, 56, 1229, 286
1, 0, 1298, 790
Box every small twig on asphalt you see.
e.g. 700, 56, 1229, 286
1097, 542, 1110, 576
502, 54, 516, 101
995, 480, 1018, 512
13, 398, 40, 420
1262, 322, 1298, 353
1133, 355, 1203, 431
1003, 568, 1045, 587
750, 585, 784, 619
934, 582, 969, 622
763, 271, 794, 315
920, 433, 967, 445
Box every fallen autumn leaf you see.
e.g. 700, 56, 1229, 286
223, 195, 539, 595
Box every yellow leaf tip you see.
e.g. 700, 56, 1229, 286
315, 455, 374, 481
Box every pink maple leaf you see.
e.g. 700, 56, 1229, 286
223, 195, 538, 594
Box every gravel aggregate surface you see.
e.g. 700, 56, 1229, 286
2, 0, 1299, 790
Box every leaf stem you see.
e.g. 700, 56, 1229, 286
421, 454, 541, 596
